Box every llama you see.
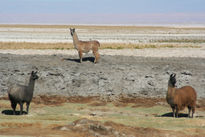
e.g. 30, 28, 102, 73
166, 73, 197, 118
70, 28, 100, 63
8, 71, 39, 115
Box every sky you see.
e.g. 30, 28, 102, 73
0, 0, 205, 24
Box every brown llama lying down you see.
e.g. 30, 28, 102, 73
8, 71, 39, 115
166, 73, 197, 118
70, 28, 100, 63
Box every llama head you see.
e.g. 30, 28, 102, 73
70, 28, 75, 36
31, 71, 39, 80
169, 73, 176, 87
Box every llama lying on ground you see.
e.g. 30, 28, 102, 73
8, 71, 39, 115
166, 73, 197, 118
70, 28, 100, 63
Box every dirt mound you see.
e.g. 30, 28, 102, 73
32, 95, 166, 107
68, 96, 100, 103
32, 95, 100, 105
114, 94, 166, 107
89, 101, 107, 106
54, 118, 192, 137
32, 95, 68, 105
3, 95, 205, 110
0, 118, 194, 137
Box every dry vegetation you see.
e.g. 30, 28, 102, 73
0, 24, 205, 136
0, 41, 200, 50
0, 42, 73, 50
0, 96, 205, 136
0, 24, 204, 50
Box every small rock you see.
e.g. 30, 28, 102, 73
147, 80, 154, 86
48, 72, 63, 77
60, 126, 68, 131
181, 71, 192, 76
13, 69, 20, 72
145, 75, 153, 78
90, 113, 97, 116
140, 90, 148, 95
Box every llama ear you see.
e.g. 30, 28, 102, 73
35, 71, 38, 74
31, 71, 34, 74
173, 73, 176, 77
170, 73, 176, 78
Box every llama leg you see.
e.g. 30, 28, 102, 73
188, 106, 191, 118
19, 102, 23, 115
175, 107, 179, 118
93, 51, 100, 63
11, 102, 17, 115
191, 107, 195, 118
26, 102, 30, 114
171, 106, 175, 117
78, 51, 83, 63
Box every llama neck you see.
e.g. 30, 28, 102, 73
167, 80, 176, 101
72, 32, 79, 49
167, 86, 176, 96
28, 77, 35, 95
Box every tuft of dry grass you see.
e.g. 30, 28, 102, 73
154, 39, 205, 43
0, 42, 73, 50
100, 43, 201, 49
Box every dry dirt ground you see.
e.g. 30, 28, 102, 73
0, 51, 205, 98
0, 24, 205, 136
0, 49, 205, 136
0, 96, 205, 137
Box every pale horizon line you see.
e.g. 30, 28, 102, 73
1, 13, 205, 25
1, 23, 205, 28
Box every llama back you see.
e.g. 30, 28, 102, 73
79, 40, 100, 46
90, 40, 100, 51
178, 86, 196, 98
175, 86, 197, 109
8, 84, 27, 102
92, 40, 100, 47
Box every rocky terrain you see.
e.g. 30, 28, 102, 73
1, 25, 205, 137
0, 51, 205, 99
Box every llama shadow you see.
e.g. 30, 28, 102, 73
63, 57, 95, 63
156, 112, 188, 118
2, 110, 27, 115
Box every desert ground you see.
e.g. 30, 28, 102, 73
0, 24, 205, 137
